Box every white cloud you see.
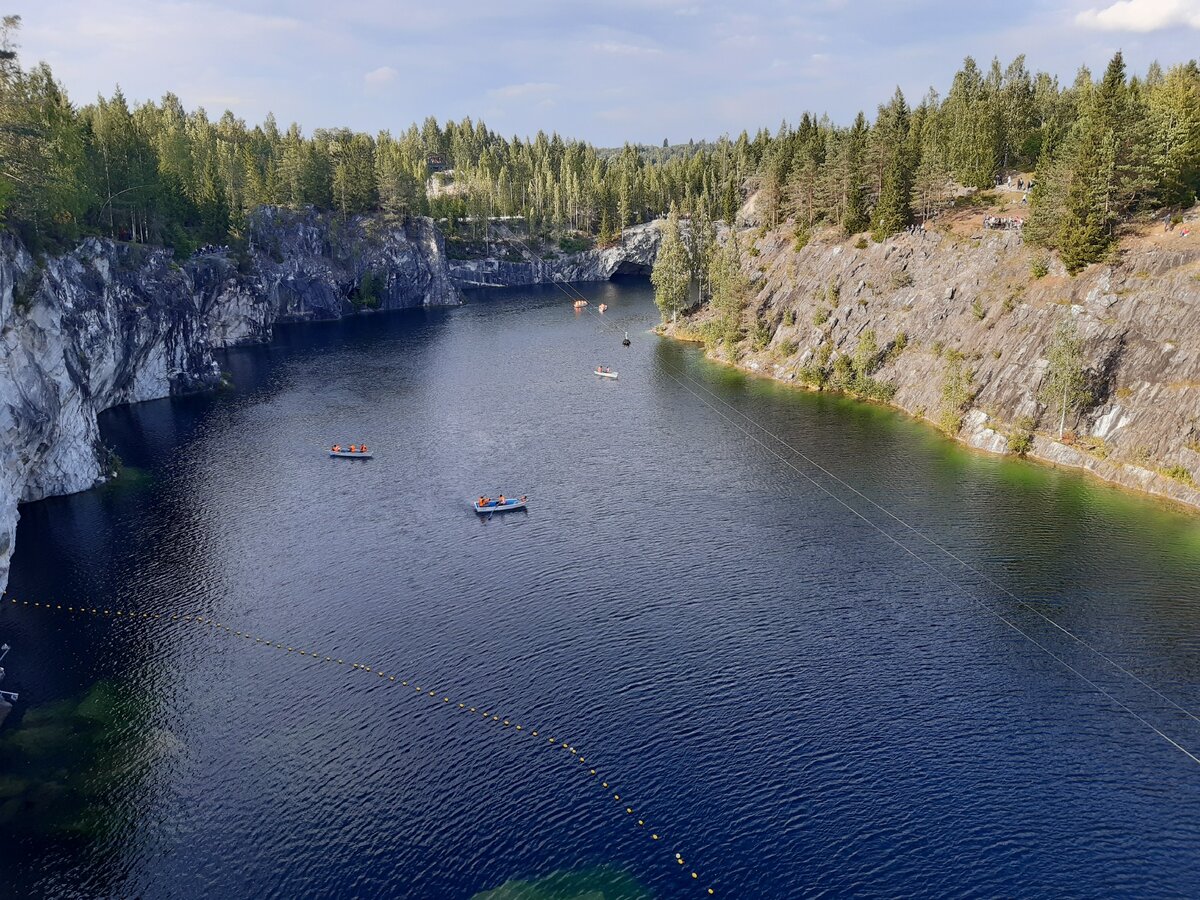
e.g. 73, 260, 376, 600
363, 66, 398, 86
1076, 0, 1200, 32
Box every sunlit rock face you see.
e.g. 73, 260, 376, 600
448, 221, 662, 288
679, 224, 1200, 511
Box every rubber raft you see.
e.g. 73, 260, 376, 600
473, 497, 527, 513
330, 449, 373, 459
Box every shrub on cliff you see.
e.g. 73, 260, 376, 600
351, 271, 385, 309
1039, 317, 1091, 438
558, 233, 593, 254
938, 356, 975, 433
1006, 417, 1036, 456
1160, 465, 1196, 487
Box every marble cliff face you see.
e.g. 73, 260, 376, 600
0, 209, 459, 592
679, 224, 1200, 511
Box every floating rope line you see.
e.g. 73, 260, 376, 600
3, 596, 716, 895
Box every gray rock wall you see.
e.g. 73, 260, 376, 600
0, 210, 460, 592
678, 225, 1200, 511
448, 221, 660, 288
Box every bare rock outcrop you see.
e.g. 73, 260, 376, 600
676, 224, 1200, 510
448, 221, 661, 288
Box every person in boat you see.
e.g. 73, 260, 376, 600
478, 496, 486, 507
498, 494, 506, 505
519, 495, 527, 502
332, 444, 341, 452
360, 445, 368, 454
350, 444, 359, 453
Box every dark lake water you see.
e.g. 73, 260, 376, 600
3, 278, 1200, 898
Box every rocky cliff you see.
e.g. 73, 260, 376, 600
448, 221, 660, 288
671, 223, 1200, 511
0, 209, 459, 592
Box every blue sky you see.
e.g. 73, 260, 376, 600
18, 0, 1200, 144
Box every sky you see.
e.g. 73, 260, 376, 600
13, 0, 1200, 145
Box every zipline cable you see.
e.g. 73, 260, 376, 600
590, 299, 1200, 728
498, 228, 1200, 764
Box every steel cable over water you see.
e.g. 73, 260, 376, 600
500, 230, 1200, 767
2, 596, 718, 895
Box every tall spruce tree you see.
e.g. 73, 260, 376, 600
650, 207, 690, 324
870, 89, 914, 241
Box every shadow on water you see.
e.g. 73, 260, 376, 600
2, 282, 1200, 898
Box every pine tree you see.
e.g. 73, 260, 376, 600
1056, 53, 1138, 271
597, 205, 614, 245
1147, 63, 1200, 206
650, 207, 690, 324
707, 229, 747, 346
691, 213, 717, 303
870, 89, 914, 241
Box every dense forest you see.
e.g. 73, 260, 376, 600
1, 12, 1198, 272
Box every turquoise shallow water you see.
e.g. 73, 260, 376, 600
2, 278, 1199, 898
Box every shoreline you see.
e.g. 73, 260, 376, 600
659, 324, 1200, 516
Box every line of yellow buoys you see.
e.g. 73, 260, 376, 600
4, 596, 715, 894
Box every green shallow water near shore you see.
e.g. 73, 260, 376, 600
678, 338, 1200, 530
472, 865, 650, 900
0, 681, 168, 838
671, 328, 1200, 520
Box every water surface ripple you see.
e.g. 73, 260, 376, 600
2, 280, 1200, 898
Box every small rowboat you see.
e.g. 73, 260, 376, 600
573, 300, 588, 308
473, 497, 528, 513
594, 368, 619, 379
330, 449, 373, 459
